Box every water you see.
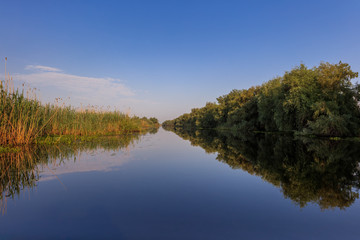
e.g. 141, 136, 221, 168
1, 128, 360, 239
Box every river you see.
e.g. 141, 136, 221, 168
1, 128, 360, 239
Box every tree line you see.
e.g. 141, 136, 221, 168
163, 62, 359, 137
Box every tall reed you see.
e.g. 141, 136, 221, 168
0, 63, 159, 146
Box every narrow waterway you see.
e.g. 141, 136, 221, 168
1, 128, 360, 240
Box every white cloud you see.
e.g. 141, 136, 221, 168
17, 65, 135, 100
12, 64, 166, 120
25, 65, 62, 72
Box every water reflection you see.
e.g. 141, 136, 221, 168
165, 127, 360, 210
0, 129, 158, 214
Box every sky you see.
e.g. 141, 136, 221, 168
0, 0, 359, 122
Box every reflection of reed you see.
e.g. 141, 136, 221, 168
0, 131, 155, 214
0, 149, 40, 215
168, 128, 360, 210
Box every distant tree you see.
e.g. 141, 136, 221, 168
149, 117, 159, 124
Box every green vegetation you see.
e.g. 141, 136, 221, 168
0, 146, 21, 153
163, 62, 360, 137
164, 127, 360, 210
0, 71, 159, 147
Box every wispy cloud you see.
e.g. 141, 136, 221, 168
25, 65, 62, 72
17, 65, 135, 100
12, 64, 164, 119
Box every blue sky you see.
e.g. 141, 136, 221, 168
1, 0, 359, 121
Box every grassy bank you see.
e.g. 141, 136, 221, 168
0, 73, 159, 147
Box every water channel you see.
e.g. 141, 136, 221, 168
1, 128, 360, 239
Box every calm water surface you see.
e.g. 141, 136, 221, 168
1, 128, 360, 239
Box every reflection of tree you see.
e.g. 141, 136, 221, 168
166, 127, 360, 210
0, 132, 152, 214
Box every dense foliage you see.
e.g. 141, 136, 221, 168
163, 62, 360, 137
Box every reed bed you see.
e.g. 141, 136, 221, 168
0, 70, 159, 147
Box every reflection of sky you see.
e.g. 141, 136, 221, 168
39, 149, 132, 182
1, 129, 360, 239
37, 132, 160, 183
